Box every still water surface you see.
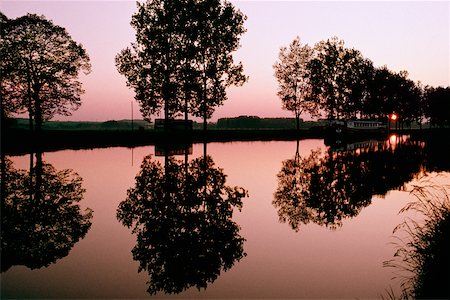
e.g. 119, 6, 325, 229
2, 137, 448, 298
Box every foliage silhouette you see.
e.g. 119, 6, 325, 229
117, 153, 248, 295
1, 154, 93, 272
273, 35, 447, 126
274, 138, 426, 231
116, 0, 247, 128
273, 37, 318, 130
424, 86, 450, 128
384, 181, 449, 299
307, 37, 374, 120
188, 0, 247, 130
0, 13, 91, 131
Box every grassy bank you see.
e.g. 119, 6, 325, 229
3, 118, 447, 155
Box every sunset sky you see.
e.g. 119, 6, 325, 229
2, 1, 449, 122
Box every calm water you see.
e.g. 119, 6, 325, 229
2, 136, 449, 298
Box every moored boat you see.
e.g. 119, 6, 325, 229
328, 119, 386, 134
346, 120, 387, 133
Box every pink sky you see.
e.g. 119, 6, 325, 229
2, 1, 449, 122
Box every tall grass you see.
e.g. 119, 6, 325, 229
384, 177, 450, 299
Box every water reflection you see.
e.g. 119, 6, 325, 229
117, 146, 248, 295
274, 137, 426, 230
0, 153, 93, 272
154, 143, 193, 157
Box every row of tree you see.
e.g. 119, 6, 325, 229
274, 37, 450, 129
2, 4, 448, 132
1, 0, 246, 132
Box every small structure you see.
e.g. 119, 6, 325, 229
154, 119, 193, 131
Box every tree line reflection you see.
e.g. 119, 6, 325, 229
1, 153, 92, 272
116, 147, 248, 295
273, 137, 435, 231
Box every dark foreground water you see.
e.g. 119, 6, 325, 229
1, 135, 449, 298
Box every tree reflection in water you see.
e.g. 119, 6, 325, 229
1, 153, 93, 272
117, 152, 248, 295
274, 138, 426, 230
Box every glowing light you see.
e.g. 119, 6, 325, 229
389, 134, 398, 144
390, 113, 398, 121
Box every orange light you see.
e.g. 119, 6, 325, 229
390, 113, 398, 121
389, 134, 397, 144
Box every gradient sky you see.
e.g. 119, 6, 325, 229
2, 1, 449, 122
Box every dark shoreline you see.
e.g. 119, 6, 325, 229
2, 127, 448, 156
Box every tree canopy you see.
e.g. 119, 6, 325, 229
116, 0, 247, 128
273, 37, 317, 130
187, 0, 247, 129
274, 36, 448, 127
307, 37, 374, 120
424, 86, 450, 128
0, 13, 91, 131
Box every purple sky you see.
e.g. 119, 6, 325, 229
2, 1, 449, 122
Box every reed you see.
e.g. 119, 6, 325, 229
384, 177, 450, 299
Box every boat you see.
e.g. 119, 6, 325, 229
346, 120, 387, 133
328, 119, 386, 134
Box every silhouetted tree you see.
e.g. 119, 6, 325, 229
117, 154, 247, 295
307, 37, 374, 120
116, 0, 247, 129
1, 154, 93, 272
363, 66, 398, 119
116, 0, 190, 122
0, 13, 91, 132
273, 37, 317, 130
389, 71, 423, 128
359, 65, 425, 125
187, 0, 247, 131
424, 86, 450, 128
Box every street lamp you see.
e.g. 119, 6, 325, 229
390, 113, 398, 121
389, 113, 398, 131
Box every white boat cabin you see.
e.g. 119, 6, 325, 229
347, 120, 386, 130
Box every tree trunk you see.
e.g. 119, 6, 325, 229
34, 152, 43, 203
35, 112, 43, 133
184, 92, 189, 130
202, 76, 208, 131
203, 141, 207, 203
1, 150, 6, 207
27, 75, 34, 132
29, 153, 34, 202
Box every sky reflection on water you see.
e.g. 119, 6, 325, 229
2, 138, 448, 298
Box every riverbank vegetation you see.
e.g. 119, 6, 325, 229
384, 182, 449, 299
